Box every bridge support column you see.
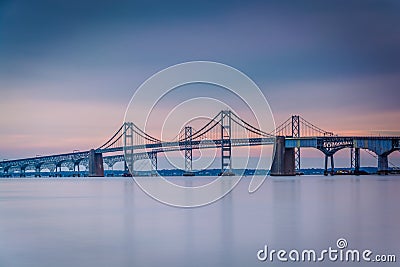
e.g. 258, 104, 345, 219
354, 148, 360, 174
377, 154, 389, 175
324, 154, 328, 176
35, 166, 41, 177
183, 126, 194, 176
48, 165, 55, 177
20, 167, 26, 178
324, 154, 335, 176
88, 149, 104, 177
73, 163, 80, 177
105, 162, 114, 177
271, 136, 295, 176
56, 164, 62, 177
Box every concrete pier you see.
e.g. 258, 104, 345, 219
354, 148, 360, 174
377, 154, 389, 175
270, 136, 296, 176
88, 149, 104, 177
323, 154, 335, 176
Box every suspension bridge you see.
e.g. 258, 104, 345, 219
1, 110, 399, 177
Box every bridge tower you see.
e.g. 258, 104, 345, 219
183, 126, 194, 176
123, 122, 135, 176
150, 152, 158, 176
292, 115, 300, 172
220, 110, 234, 176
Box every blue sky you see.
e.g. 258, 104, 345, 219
0, 0, 399, 167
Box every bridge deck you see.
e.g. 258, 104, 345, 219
1, 136, 399, 172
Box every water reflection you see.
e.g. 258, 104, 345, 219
123, 179, 135, 266
220, 178, 234, 266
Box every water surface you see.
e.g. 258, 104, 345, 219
0, 176, 399, 267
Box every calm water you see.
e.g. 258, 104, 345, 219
0, 176, 399, 267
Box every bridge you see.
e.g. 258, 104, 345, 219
1, 110, 399, 177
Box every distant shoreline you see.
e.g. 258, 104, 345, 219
2, 167, 399, 178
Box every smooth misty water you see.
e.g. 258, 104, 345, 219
0, 176, 399, 267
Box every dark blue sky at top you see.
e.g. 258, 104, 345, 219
2, 0, 400, 84
0, 0, 399, 159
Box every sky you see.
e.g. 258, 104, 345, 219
0, 0, 399, 168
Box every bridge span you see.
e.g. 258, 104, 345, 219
1, 111, 399, 177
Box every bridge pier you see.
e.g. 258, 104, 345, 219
55, 165, 61, 177
20, 167, 26, 177
352, 148, 360, 174
324, 154, 335, 176
270, 136, 296, 176
377, 154, 389, 175
35, 166, 41, 177
88, 149, 104, 177
73, 163, 81, 177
